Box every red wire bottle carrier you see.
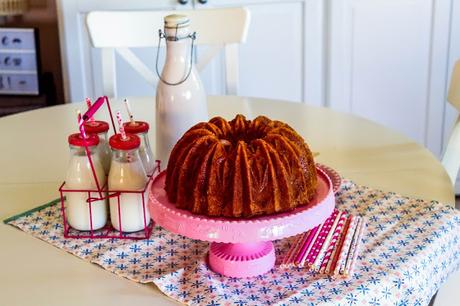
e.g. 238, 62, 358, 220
58, 96, 158, 239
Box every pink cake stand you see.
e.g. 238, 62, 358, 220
148, 167, 335, 278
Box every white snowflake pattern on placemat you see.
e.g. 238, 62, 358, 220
6, 178, 460, 306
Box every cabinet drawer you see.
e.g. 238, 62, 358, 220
0, 29, 36, 50
0, 73, 39, 95
0, 52, 37, 71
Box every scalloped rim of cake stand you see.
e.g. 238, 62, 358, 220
316, 163, 341, 194
148, 166, 335, 244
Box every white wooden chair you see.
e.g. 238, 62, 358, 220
433, 59, 460, 306
86, 8, 250, 98
442, 59, 460, 185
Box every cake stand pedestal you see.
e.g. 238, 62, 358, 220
148, 167, 335, 278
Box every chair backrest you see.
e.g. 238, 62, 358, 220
442, 59, 460, 185
86, 8, 250, 97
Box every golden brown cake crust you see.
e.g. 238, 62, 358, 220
165, 114, 318, 218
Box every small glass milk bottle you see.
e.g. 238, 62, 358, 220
155, 14, 208, 165
123, 121, 155, 175
83, 120, 111, 174
108, 134, 150, 232
65, 133, 107, 231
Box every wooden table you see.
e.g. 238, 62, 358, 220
0, 96, 454, 305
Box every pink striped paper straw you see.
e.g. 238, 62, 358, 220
85, 98, 95, 122
305, 210, 338, 267
333, 215, 357, 276
324, 229, 345, 275
307, 214, 336, 266
325, 215, 350, 274
299, 223, 324, 267
318, 211, 348, 273
76, 109, 87, 139
313, 210, 343, 271
116, 111, 127, 140
294, 225, 320, 266
280, 232, 303, 267
337, 217, 360, 276
281, 232, 309, 268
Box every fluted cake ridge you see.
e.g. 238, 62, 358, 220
165, 114, 318, 218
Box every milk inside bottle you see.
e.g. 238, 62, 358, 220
123, 121, 155, 175
155, 14, 208, 165
65, 133, 107, 231
83, 120, 111, 174
108, 133, 150, 232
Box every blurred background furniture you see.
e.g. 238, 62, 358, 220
0, 0, 63, 116
0, 0, 28, 16
85, 8, 250, 98
433, 59, 460, 306
442, 59, 460, 185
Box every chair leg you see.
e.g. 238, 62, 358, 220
429, 291, 437, 306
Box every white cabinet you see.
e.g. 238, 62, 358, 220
197, 0, 323, 104
237, 2, 303, 102
328, 0, 452, 157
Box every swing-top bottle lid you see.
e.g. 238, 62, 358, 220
83, 120, 109, 134
122, 121, 149, 134
68, 133, 99, 147
164, 14, 190, 29
109, 134, 141, 150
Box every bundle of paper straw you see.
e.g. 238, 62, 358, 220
280, 209, 365, 278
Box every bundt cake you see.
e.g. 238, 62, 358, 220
165, 114, 318, 218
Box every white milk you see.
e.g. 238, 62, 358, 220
97, 132, 112, 174
65, 152, 107, 231
108, 157, 150, 232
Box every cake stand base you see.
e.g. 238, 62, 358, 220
209, 241, 275, 278
149, 167, 335, 278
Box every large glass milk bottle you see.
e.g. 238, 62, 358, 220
155, 14, 208, 165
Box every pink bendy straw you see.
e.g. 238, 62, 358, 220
85, 98, 95, 122
76, 109, 87, 139
116, 111, 127, 140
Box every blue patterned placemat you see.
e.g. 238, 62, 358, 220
5, 179, 460, 306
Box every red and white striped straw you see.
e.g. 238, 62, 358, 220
318, 211, 348, 273
123, 98, 135, 124
76, 109, 87, 139
116, 111, 127, 140
342, 217, 364, 275
345, 218, 365, 276
85, 98, 95, 122
333, 215, 357, 276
